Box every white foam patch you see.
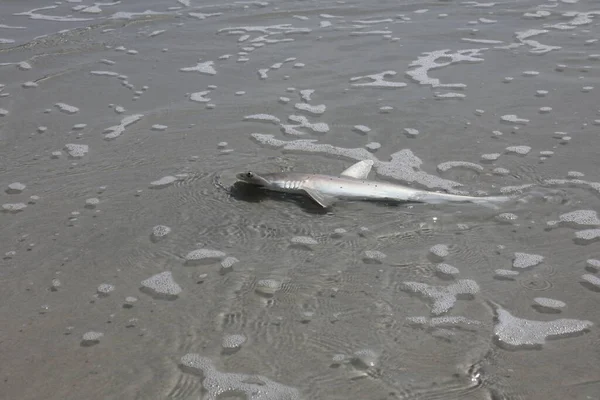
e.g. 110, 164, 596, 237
407, 316, 481, 327
299, 89, 314, 102
494, 306, 592, 348
354, 125, 371, 134
435, 92, 466, 99
188, 12, 222, 20
501, 114, 529, 125
141, 271, 182, 296
110, 10, 163, 20
190, 91, 211, 103
430, 244, 449, 259
350, 30, 392, 36
6, 182, 26, 194
152, 225, 171, 239
559, 210, 600, 226
250, 134, 462, 191
150, 176, 177, 188
244, 114, 281, 124
185, 249, 226, 265
534, 297, 566, 309
512, 29, 562, 54
462, 38, 503, 44
582, 274, 600, 289
103, 114, 143, 140
574, 229, 600, 242
513, 252, 544, 269
290, 236, 318, 246
362, 250, 386, 264
350, 71, 407, 88
2, 203, 27, 213
283, 115, 329, 135
406, 48, 485, 89
402, 279, 480, 315
180, 354, 301, 399
180, 60, 216, 75
294, 103, 326, 115
55, 103, 79, 114
14, 5, 95, 22
437, 161, 483, 172
255, 279, 282, 295
506, 145, 531, 155
222, 334, 246, 349
64, 143, 88, 157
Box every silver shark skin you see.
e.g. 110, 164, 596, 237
235, 168, 511, 208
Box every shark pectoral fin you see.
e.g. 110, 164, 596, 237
304, 188, 336, 208
339, 160, 374, 180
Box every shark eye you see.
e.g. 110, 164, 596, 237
246, 172, 254, 178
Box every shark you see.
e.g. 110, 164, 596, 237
235, 160, 511, 208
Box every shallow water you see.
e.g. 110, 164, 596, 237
1, 0, 600, 399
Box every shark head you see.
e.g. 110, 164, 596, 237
236, 171, 272, 187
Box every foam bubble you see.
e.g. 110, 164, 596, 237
494, 269, 519, 279
365, 142, 381, 152
559, 210, 600, 226
429, 244, 449, 259
149, 176, 177, 189
506, 145, 531, 155
294, 103, 326, 115
362, 250, 386, 264
151, 124, 167, 131
574, 229, 600, 243
244, 114, 281, 124
141, 271, 182, 297
151, 225, 171, 241
290, 236, 318, 248
103, 114, 143, 140
2, 203, 26, 213
481, 153, 500, 161
403, 128, 419, 137
97, 283, 115, 296
522, 70, 540, 77
496, 213, 518, 222
534, 297, 565, 309
513, 252, 544, 269
55, 103, 79, 114
82, 331, 103, 345
581, 274, 600, 289
180, 354, 300, 399
255, 279, 281, 295
501, 115, 529, 125
406, 48, 484, 90
222, 334, 246, 350
436, 263, 460, 277
437, 161, 483, 172
407, 315, 481, 327
586, 259, 600, 272
180, 60, 217, 75
493, 306, 592, 348
185, 249, 226, 265
220, 256, 239, 273
402, 279, 480, 315
6, 182, 26, 194
353, 125, 371, 134
64, 144, 88, 158
349, 71, 406, 88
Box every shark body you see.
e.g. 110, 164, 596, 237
236, 160, 510, 208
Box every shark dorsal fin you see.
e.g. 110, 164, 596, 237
340, 160, 374, 180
